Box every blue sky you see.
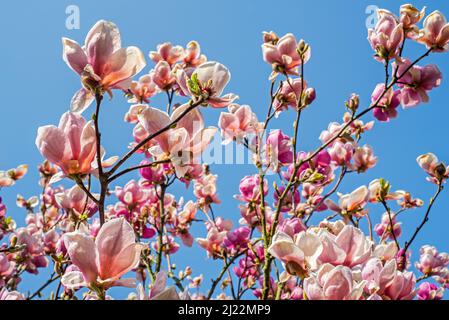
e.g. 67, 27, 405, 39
0, 0, 448, 299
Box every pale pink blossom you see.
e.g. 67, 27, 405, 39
150, 42, 184, 66
131, 271, 184, 300
349, 145, 378, 173
265, 130, 293, 171
35, 112, 97, 176
417, 11, 449, 52
415, 245, 449, 276
326, 186, 370, 217
328, 141, 354, 166
55, 185, 98, 218
177, 61, 238, 108
183, 41, 207, 69
152, 61, 177, 90
368, 9, 404, 61
62, 20, 146, 113
0, 165, 28, 187
395, 191, 423, 209
124, 104, 149, 124
380, 270, 416, 300
317, 225, 372, 268
138, 104, 217, 177
273, 78, 307, 113
371, 83, 401, 122
62, 218, 142, 290
197, 227, 228, 259
268, 230, 323, 278
304, 264, 365, 300
395, 59, 442, 107
400, 4, 426, 37
0, 288, 25, 300
262, 33, 310, 79
374, 212, 402, 241
362, 258, 397, 296
218, 104, 260, 144
115, 180, 150, 207
128, 74, 158, 104
193, 170, 221, 209
417, 153, 448, 184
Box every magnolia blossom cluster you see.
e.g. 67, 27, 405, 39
0, 4, 448, 301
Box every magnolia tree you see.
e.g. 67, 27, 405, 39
1, 4, 449, 301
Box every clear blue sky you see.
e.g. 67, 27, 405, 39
0, 0, 448, 299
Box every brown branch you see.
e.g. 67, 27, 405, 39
403, 183, 444, 254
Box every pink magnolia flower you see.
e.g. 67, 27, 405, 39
362, 258, 397, 296
55, 185, 98, 217
368, 9, 404, 61
128, 74, 158, 104
193, 170, 221, 210
380, 270, 416, 300
139, 160, 165, 185
278, 218, 306, 238
368, 178, 404, 203
138, 104, 217, 177
262, 33, 310, 79
395, 59, 442, 108
197, 227, 228, 259
417, 153, 448, 184
0, 164, 28, 187
265, 130, 293, 171
0, 198, 6, 218
328, 141, 354, 166
223, 227, 251, 255
326, 186, 370, 217
152, 61, 177, 90
317, 225, 372, 268
218, 104, 260, 144
35, 112, 96, 176
417, 282, 444, 300
374, 212, 402, 241
395, 190, 423, 209
177, 61, 238, 108
183, 41, 207, 69
417, 11, 449, 52
0, 253, 14, 282
274, 186, 301, 213
268, 230, 323, 278
371, 83, 401, 122
304, 264, 365, 300
284, 150, 333, 186
115, 180, 150, 208
415, 245, 449, 276
131, 271, 184, 300
125, 104, 149, 124
273, 78, 307, 113
0, 288, 25, 300
14, 227, 48, 274
400, 4, 426, 37
235, 175, 268, 203
349, 145, 378, 173
62, 218, 142, 290
150, 42, 184, 66
62, 20, 146, 113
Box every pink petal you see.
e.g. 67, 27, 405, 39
62, 38, 88, 75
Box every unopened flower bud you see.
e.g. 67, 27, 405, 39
346, 93, 360, 113
302, 87, 316, 106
